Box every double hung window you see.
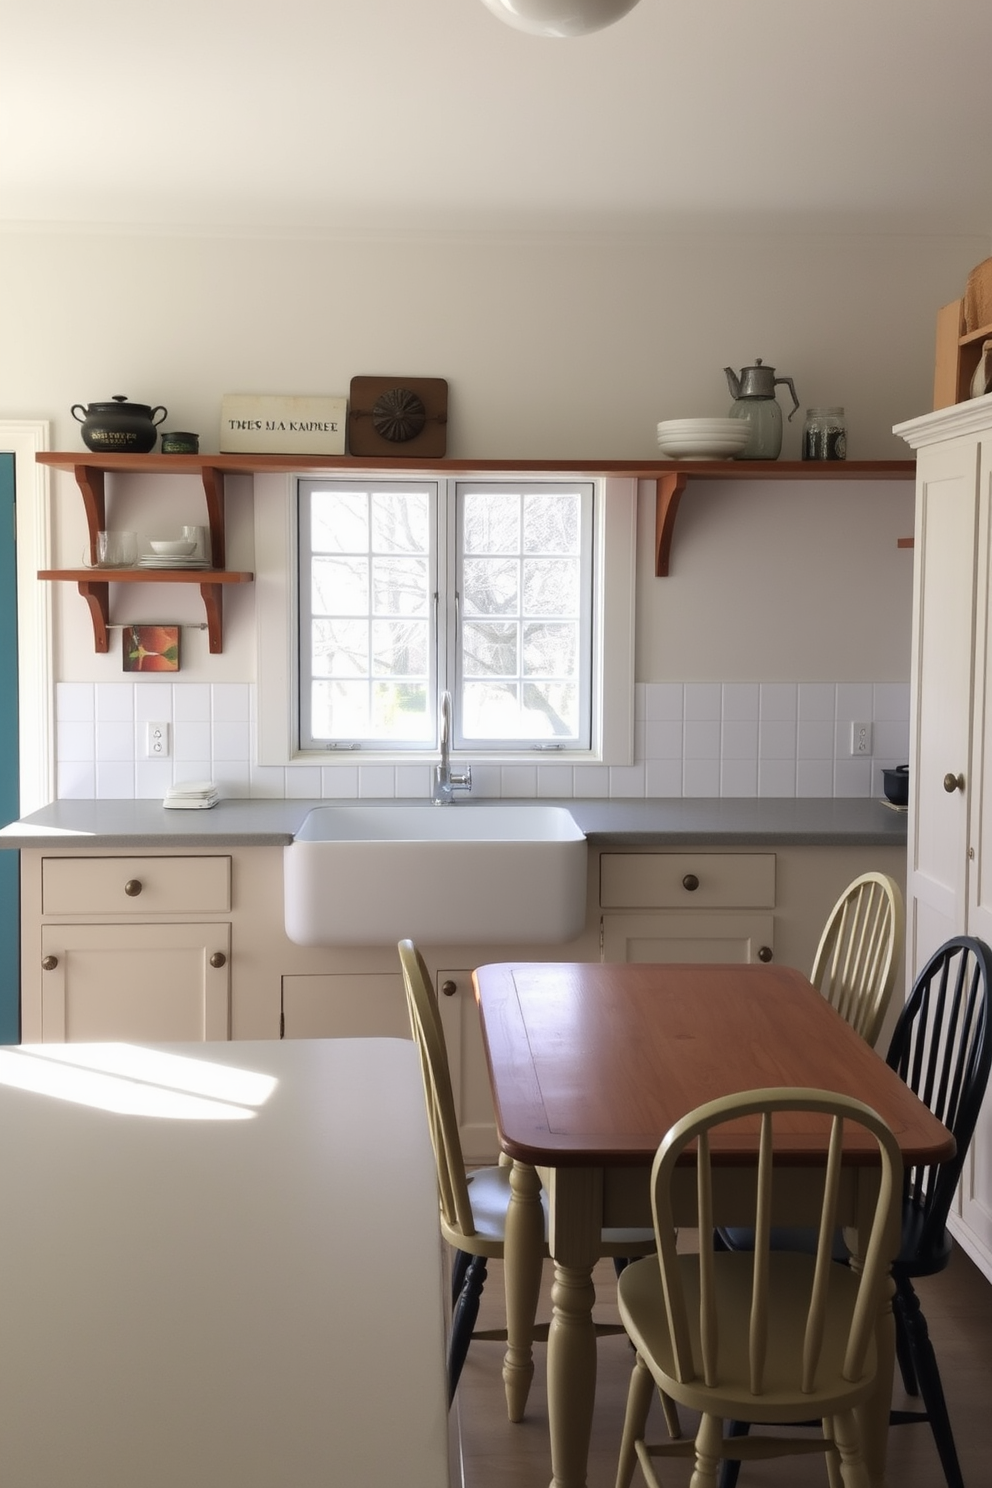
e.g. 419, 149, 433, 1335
297, 477, 594, 753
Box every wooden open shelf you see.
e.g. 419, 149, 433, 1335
36, 568, 253, 655
37, 453, 916, 616
933, 298, 992, 409
36, 454, 257, 652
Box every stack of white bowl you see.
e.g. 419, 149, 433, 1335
656, 418, 750, 460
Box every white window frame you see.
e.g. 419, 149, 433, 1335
254, 470, 636, 770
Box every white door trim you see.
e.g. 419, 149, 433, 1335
0, 421, 53, 814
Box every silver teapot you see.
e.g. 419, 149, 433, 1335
724, 359, 799, 460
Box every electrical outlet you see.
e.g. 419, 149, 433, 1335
850, 721, 872, 756
145, 721, 171, 758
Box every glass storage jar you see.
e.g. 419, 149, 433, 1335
802, 406, 847, 460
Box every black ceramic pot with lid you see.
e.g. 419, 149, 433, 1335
882, 765, 909, 806
71, 395, 168, 453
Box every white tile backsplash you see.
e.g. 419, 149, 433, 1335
684, 720, 720, 759
759, 683, 798, 722
759, 720, 798, 761
721, 721, 758, 760
683, 758, 721, 796
57, 683, 94, 722
873, 682, 910, 721
173, 684, 211, 722
95, 683, 134, 722
644, 683, 683, 722
720, 758, 758, 796
721, 683, 759, 722
56, 679, 912, 802
684, 683, 721, 721
758, 758, 797, 797
798, 683, 836, 722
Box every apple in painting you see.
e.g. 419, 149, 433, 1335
126, 625, 179, 672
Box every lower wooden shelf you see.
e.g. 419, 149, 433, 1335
37, 569, 254, 654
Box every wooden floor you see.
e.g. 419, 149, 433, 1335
453, 1240, 992, 1488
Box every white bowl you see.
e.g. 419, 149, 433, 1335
656, 418, 750, 460
149, 539, 197, 557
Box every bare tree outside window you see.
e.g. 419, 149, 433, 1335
298, 479, 593, 751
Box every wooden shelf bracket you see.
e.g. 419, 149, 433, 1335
199, 583, 224, 654
655, 473, 688, 578
76, 580, 110, 653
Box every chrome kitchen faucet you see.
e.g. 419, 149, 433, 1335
432, 691, 472, 805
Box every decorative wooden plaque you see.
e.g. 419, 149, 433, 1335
347, 376, 448, 458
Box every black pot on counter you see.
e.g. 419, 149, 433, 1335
71, 395, 168, 453
882, 765, 909, 806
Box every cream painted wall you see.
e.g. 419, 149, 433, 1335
0, 224, 986, 689
635, 479, 916, 680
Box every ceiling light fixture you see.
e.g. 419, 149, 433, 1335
479, 0, 640, 38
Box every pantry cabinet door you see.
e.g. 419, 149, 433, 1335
966, 438, 992, 950
907, 437, 980, 973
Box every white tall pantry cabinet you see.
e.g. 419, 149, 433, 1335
896, 395, 992, 1280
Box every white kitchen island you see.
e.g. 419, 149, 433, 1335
0, 1036, 450, 1488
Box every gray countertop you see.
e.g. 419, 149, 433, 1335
0, 796, 907, 850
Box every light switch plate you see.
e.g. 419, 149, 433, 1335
145, 721, 171, 758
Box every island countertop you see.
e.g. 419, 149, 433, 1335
0, 796, 907, 851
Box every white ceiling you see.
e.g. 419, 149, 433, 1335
3, 0, 992, 237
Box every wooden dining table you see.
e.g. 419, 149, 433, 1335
473, 960, 955, 1488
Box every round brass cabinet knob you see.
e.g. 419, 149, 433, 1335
682, 873, 700, 892
124, 879, 143, 897
441, 980, 458, 998
943, 773, 966, 794
41, 955, 58, 971
757, 946, 773, 963
209, 952, 227, 969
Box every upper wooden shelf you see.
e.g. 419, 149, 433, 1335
37, 451, 915, 580
36, 451, 915, 479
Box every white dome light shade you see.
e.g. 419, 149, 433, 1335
479, 0, 641, 38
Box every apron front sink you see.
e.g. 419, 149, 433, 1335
284, 804, 587, 946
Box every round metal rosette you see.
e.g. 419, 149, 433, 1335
371, 387, 427, 443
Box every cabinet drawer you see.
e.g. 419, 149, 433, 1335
42, 856, 231, 916
600, 853, 775, 909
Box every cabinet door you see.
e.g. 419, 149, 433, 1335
601, 912, 774, 965
961, 438, 992, 1273
908, 437, 980, 971
436, 969, 498, 1165
40, 923, 231, 1042
280, 973, 408, 1039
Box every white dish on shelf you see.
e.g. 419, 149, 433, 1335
149, 539, 197, 557
656, 417, 750, 460
138, 556, 212, 570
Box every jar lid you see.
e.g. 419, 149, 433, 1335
805, 406, 845, 416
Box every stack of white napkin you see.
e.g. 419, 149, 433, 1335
163, 780, 220, 811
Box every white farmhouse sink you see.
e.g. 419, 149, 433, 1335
283, 804, 587, 946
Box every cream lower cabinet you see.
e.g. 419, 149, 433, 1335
39, 922, 231, 1042
897, 397, 992, 1280
23, 853, 233, 1043
281, 972, 408, 1040
281, 966, 499, 1164
20, 838, 906, 1169
598, 847, 908, 1051
436, 970, 499, 1164
601, 852, 775, 963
